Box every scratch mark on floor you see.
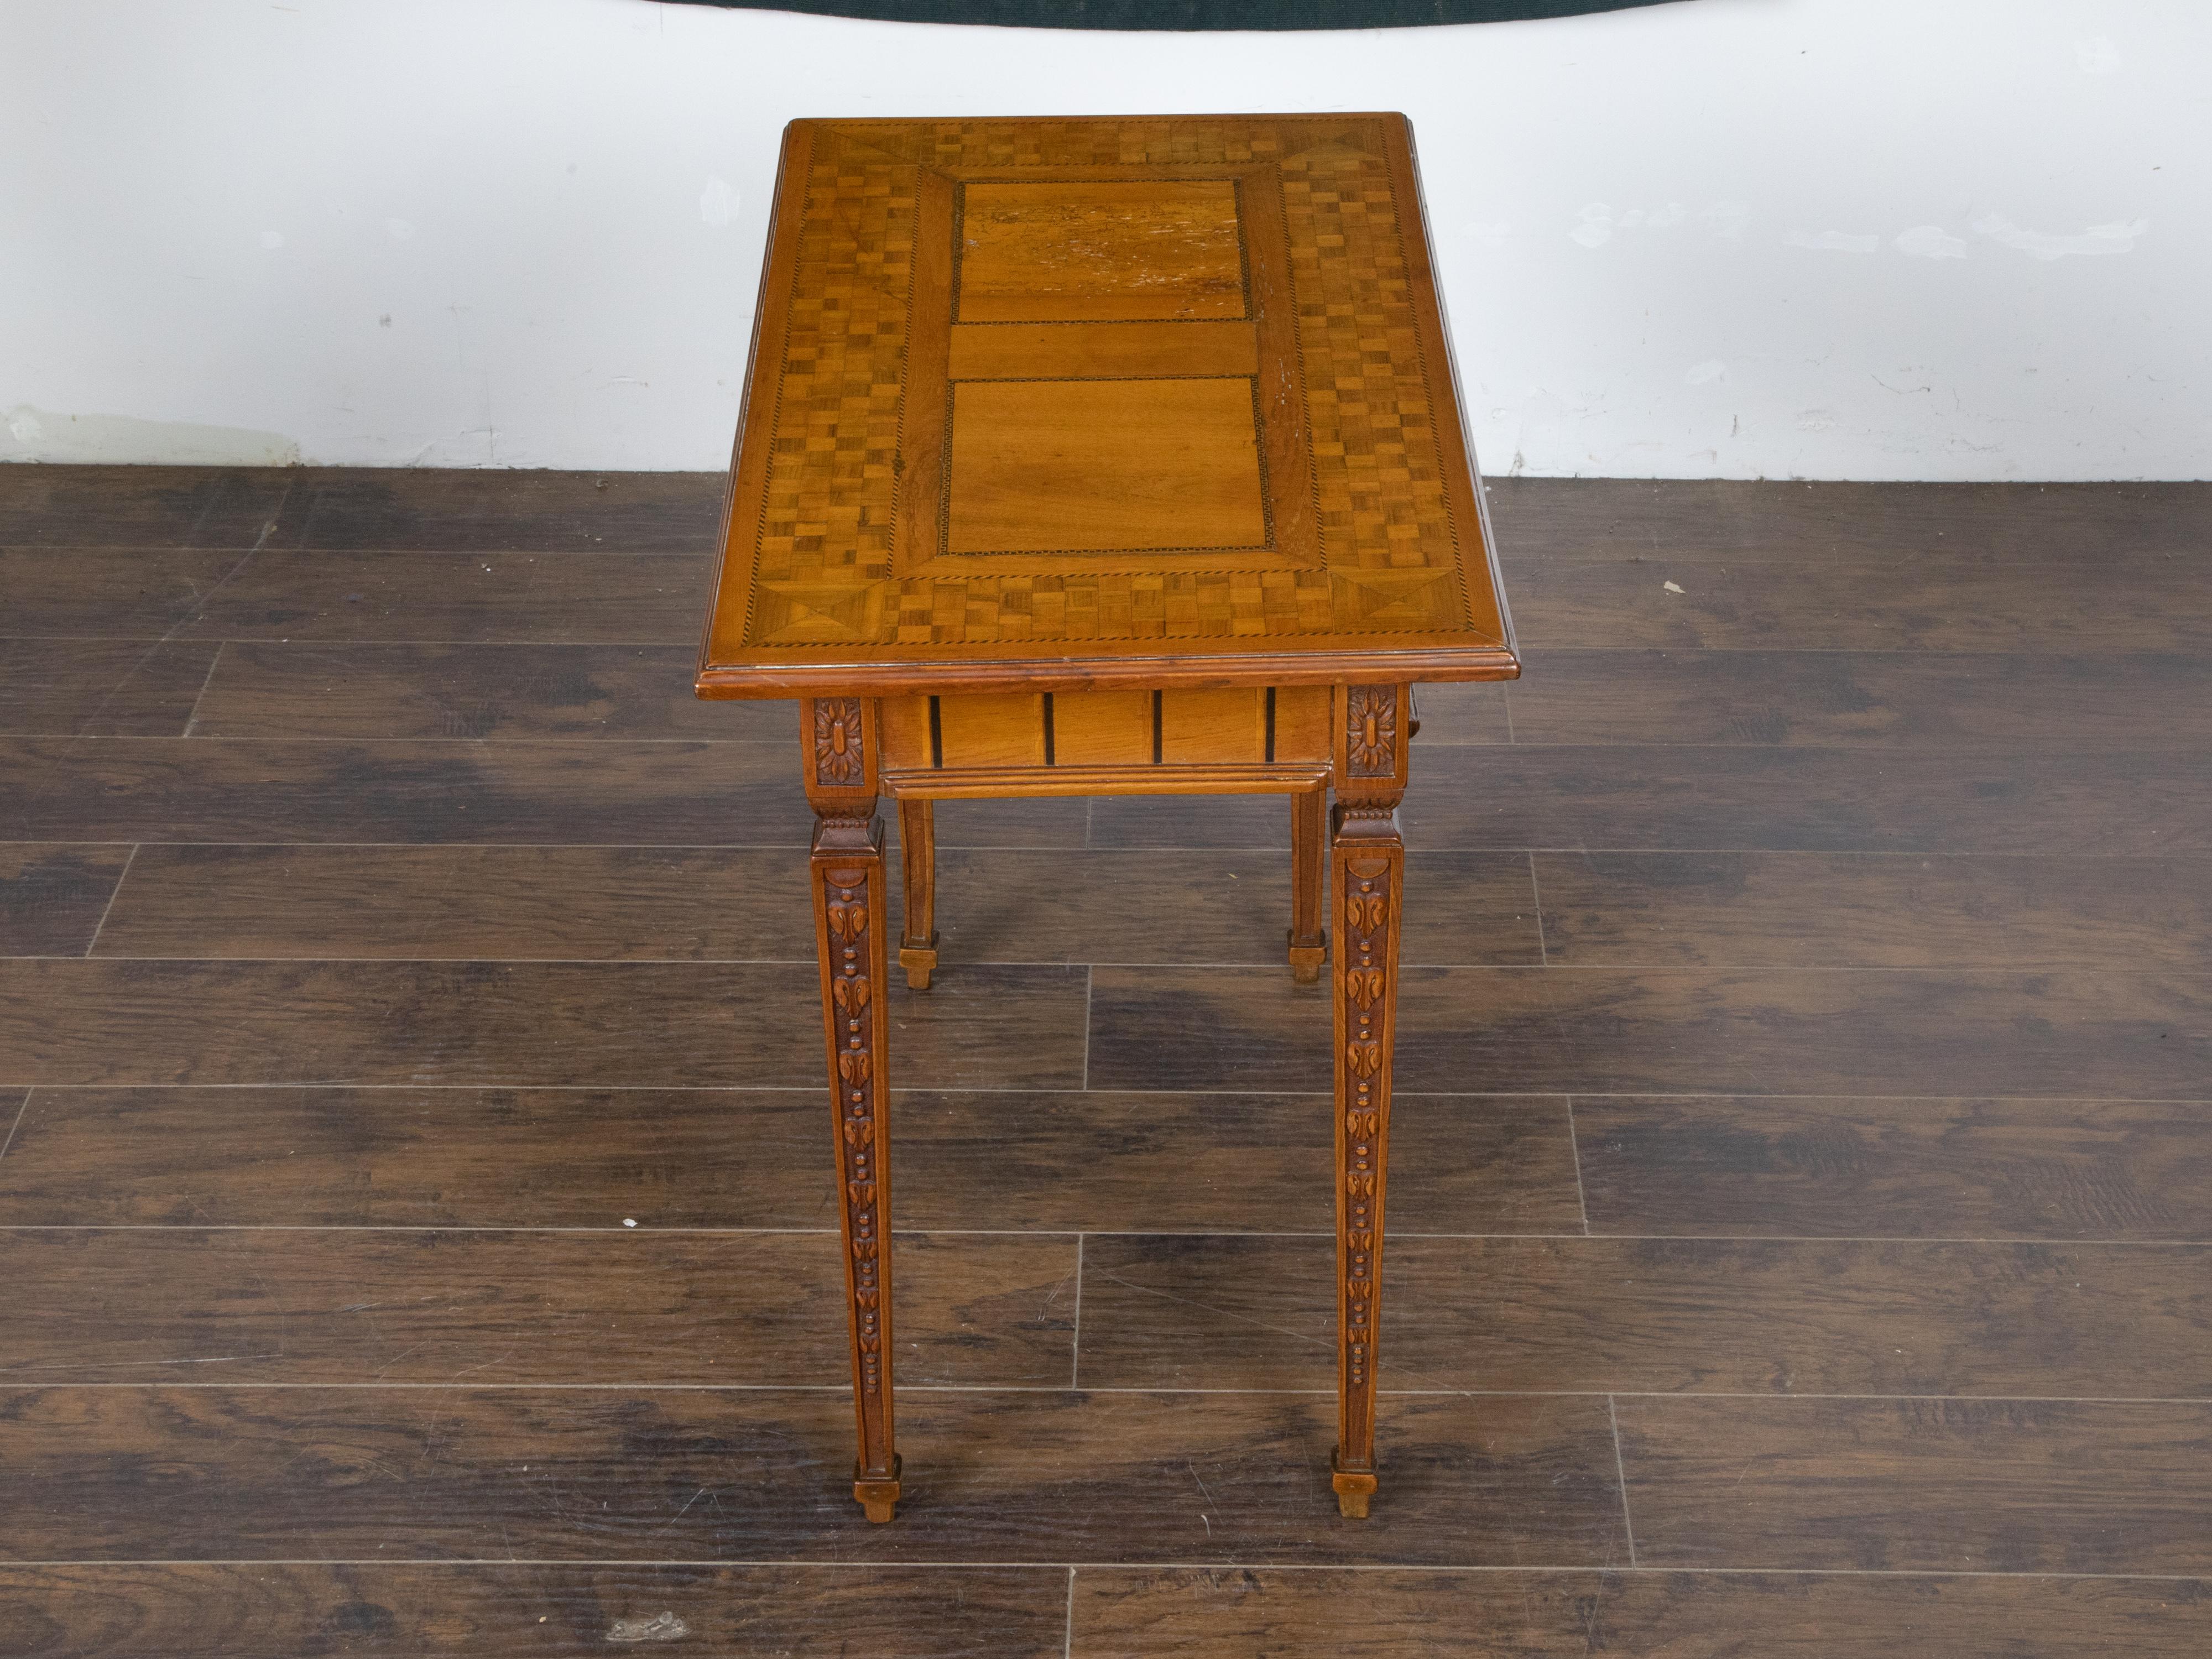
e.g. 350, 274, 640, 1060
661, 1485, 709, 1528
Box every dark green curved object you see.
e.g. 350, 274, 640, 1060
665, 1, 1679, 31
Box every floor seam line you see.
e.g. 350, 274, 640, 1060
1, 1558, 2204, 1579
3, 1226, 2210, 1246
19, 1384, 2210, 1404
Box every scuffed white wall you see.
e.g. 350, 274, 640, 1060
2, 0, 2204, 478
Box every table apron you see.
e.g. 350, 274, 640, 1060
881, 764, 1329, 798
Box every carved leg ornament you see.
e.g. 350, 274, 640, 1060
815, 813, 901, 1522
1287, 787, 1328, 984
1331, 804, 1401, 1518
1331, 683, 1407, 1520
898, 797, 939, 990
804, 696, 904, 1527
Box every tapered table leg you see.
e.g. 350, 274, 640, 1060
1331, 800, 1401, 1518
1330, 684, 1408, 1519
802, 697, 901, 1523
898, 797, 939, 990
1287, 787, 1328, 984
815, 810, 901, 1522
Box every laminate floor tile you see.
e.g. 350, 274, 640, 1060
1504, 550, 2212, 653
2, 1228, 1077, 1387
175, 551, 710, 644
1573, 1095, 2212, 1240
1075, 1234, 2212, 1397
0, 1563, 1071, 1659
1070, 1567, 2212, 1658
85, 844, 1537, 967
0, 466, 294, 548
0, 1086, 1580, 1235
0, 959, 1088, 1089
1532, 851, 2212, 969
190, 643, 791, 741
1088, 964, 2212, 1099
1, 1386, 1627, 1567
1618, 1396, 2212, 1573
1488, 648, 2212, 749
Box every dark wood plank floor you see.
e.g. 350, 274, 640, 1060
2, 467, 2208, 1657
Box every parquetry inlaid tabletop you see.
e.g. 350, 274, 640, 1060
697, 113, 1517, 696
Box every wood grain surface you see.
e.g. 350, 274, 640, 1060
0, 1387, 1626, 1566
1530, 851, 2212, 968
0, 1564, 1071, 1659
172, 550, 714, 643
1478, 648, 2212, 749
1506, 549, 2212, 653
1073, 1233, 2212, 1395
1070, 1569, 2212, 1657
1086, 964, 2212, 1098
0, 1086, 1580, 1234
2, 467, 2205, 1654
0, 959, 1088, 1088
0, 1575, 1071, 1659
1616, 1396, 2212, 1573
2, 1228, 1079, 1386
0, 639, 223, 736
189, 643, 792, 740
1573, 1095, 2212, 1240
1086, 744, 2212, 853
0, 844, 133, 956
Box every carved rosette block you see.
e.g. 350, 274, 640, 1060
812, 810, 900, 1522
1344, 684, 1399, 778
813, 697, 868, 786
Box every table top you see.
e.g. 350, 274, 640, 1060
697, 113, 1518, 699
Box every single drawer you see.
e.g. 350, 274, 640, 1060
879, 686, 1332, 775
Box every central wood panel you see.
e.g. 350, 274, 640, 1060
956, 179, 1247, 322
946, 378, 1267, 554
943, 174, 1267, 560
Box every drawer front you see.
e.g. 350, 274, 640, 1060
878, 686, 1332, 783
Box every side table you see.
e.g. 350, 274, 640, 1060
697, 113, 1519, 1522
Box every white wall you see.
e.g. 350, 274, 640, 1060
3, 0, 2204, 479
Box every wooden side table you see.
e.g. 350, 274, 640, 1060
697, 113, 1518, 1522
